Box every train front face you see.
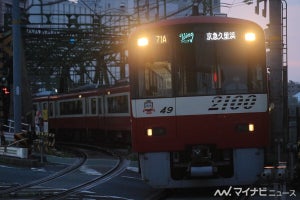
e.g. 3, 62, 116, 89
129, 16, 269, 188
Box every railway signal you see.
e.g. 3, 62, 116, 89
0, 32, 12, 123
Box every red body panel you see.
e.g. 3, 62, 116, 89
48, 116, 130, 131
132, 112, 269, 152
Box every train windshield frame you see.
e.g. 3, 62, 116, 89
130, 22, 267, 98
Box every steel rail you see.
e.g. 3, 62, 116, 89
0, 143, 130, 199
39, 156, 130, 200
0, 146, 87, 197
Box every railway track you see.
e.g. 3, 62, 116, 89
40, 157, 130, 200
0, 144, 130, 199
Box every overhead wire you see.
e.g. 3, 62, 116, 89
220, 0, 253, 15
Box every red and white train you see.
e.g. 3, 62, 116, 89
128, 16, 269, 188
33, 84, 131, 144
33, 15, 269, 188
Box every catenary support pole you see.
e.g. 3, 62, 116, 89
268, 0, 285, 163
12, 0, 22, 134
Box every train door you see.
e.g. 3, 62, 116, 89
130, 60, 178, 151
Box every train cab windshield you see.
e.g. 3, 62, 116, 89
130, 23, 267, 98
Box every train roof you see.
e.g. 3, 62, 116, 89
33, 84, 130, 101
130, 16, 262, 34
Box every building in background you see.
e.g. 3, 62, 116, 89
0, 0, 28, 31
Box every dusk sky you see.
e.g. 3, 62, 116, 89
221, 0, 300, 82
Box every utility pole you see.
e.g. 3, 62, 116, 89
12, 0, 22, 134
268, 0, 286, 163
254, 0, 287, 163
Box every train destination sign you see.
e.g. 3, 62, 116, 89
206, 31, 236, 41
178, 31, 236, 43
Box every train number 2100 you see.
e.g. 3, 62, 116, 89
208, 95, 257, 111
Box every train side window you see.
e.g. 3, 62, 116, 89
144, 61, 172, 97
107, 94, 129, 113
60, 100, 83, 115
248, 64, 264, 92
49, 102, 54, 117
86, 99, 89, 114
98, 98, 103, 114
59, 102, 64, 115
90, 98, 97, 115
42, 102, 48, 110
56, 102, 59, 116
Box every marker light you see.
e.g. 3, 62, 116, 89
2, 87, 10, 95
147, 128, 153, 136
248, 123, 255, 132
137, 37, 149, 47
245, 32, 256, 41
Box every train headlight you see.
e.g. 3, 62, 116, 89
245, 32, 256, 42
137, 37, 149, 47
236, 123, 255, 133
147, 128, 153, 136
248, 123, 255, 132
146, 127, 166, 136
